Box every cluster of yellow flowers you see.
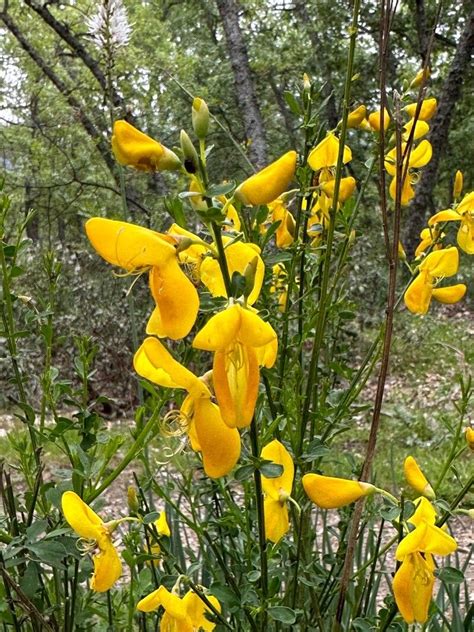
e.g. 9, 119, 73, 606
59, 89, 469, 627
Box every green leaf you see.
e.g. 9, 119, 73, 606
283, 91, 301, 115
209, 583, 240, 609
436, 566, 464, 584
259, 462, 284, 478
268, 606, 297, 624
234, 464, 254, 481
206, 181, 235, 197
143, 512, 160, 524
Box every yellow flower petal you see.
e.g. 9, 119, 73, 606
134, 338, 208, 399
404, 270, 432, 314
261, 439, 294, 498
368, 108, 390, 132
409, 497, 437, 527
389, 174, 415, 206
213, 343, 259, 429
182, 590, 220, 631
404, 456, 435, 499
200, 240, 264, 305
393, 553, 434, 624
264, 498, 290, 542
238, 308, 278, 349
137, 585, 189, 617
147, 261, 199, 340
302, 474, 375, 509
308, 133, 352, 171
457, 191, 474, 214
457, 220, 474, 255
192, 307, 241, 351
403, 119, 430, 141
112, 120, 180, 171
404, 98, 437, 121
321, 176, 356, 203
156, 511, 171, 538
408, 140, 432, 168
85, 218, 176, 270
419, 246, 459, 277
235, 151, 297, 206
432, 284, 467, 304
193, 398, 241, 477
428, 209, 461, 225
61, 491, 104, 541
347, 105, 367, 128
90, 539, 122, 592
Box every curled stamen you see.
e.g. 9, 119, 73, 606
161, 409, 190, 437
76, 537, 97, 554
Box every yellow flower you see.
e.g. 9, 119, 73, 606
404, 98, 437, 121
302, 474, 375, 509
156, 511, 171, 537
199, 238, 265, 305
271, 263, 288, 312
61, 491, 122, 592
112, 120, 181, 172
367, 107, 391, 132
403, 456, 435, 499
137, 585, 220, 631
453, 170, 463, 200
134, 337, 240, 478
267, 197, 296, 248
414, 226, 444, 258
85, 218, 199, 340
465, 427, 474, 450
235, 151, 297, 206
393, 497, 457, 624
308, 133, 352, 173
261, 440, 294, 542
409, 67, 430, 89
347, 104, 367, 128
429, 191, 474, 255
384, 140, 432, 205
193, 304, 277, 429
320, 176, 356, 203
404, 247, 466, 314
402, 118, 430, 141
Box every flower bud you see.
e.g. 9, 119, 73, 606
453, 170, 463, 200
347, 105, 367, 128
127, 486, 139, 514
398, 241, 407, 261
303, 73, 311, 92
243, 256, 259, 299
302, 473, 376, 509
404, 456, 435, 499
180, 130, 199, 174
192, 97, 210, 140
112, 120, 181, 172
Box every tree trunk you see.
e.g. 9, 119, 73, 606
215, 0, 267, 168
405, 11, 474, 255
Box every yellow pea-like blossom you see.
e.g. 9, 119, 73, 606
404, 97, 437, 121
156, 511, 171, 538
302, 474, 375, 509
347, 104, 367, 128
404, 246, 466, 314
200, 238, 265, 305
112, 120, 181, 172
85, 218, 199, 340
308, 133, 352, 173
393, 497, 457, 624
414, 226, 444, 258
367, 107, 391, 133
261, 440, 294, 542
384, 140, 432, 205
429, 191, 474, 255
267, 197, 296, 248
193, 304, 277, 429
137, 585, 221, 631
403, 456, 435, 499
61, 491, 122, 592
465, 427, 474, 450
402, 118, 430, 141
270, 263, 288, 312
134, 337, 240, 478
409, 67, 430, 89
235, 151, 297, 206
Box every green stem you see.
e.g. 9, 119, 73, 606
249, 417, 268, 630
85, 408, 160, 503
